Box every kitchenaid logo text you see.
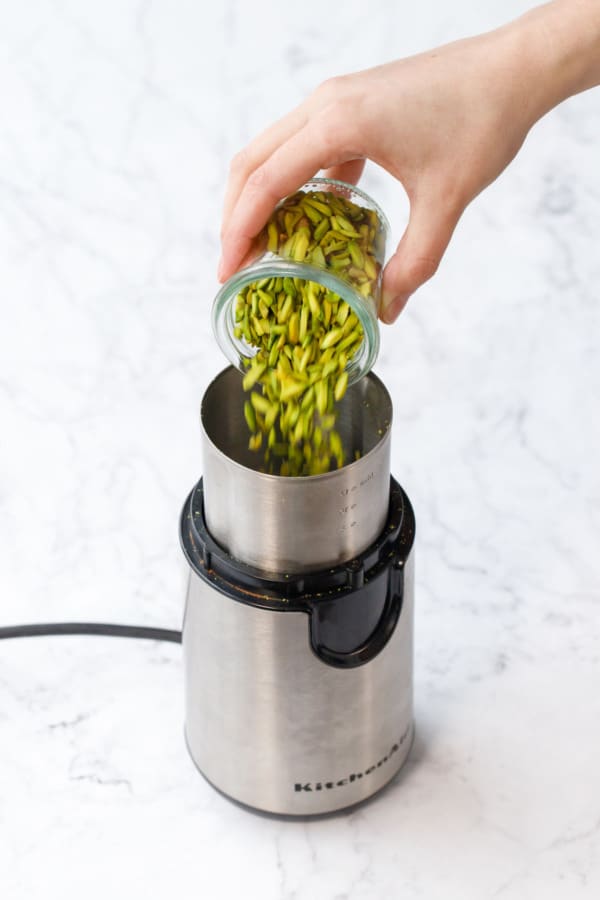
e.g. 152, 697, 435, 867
294, 725, 411, 793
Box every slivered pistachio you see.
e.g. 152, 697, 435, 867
267, 222, 279, 253
250, 392, 273, 415
315, 379, 328, 416
302, 197, 331, 216
302, 203, 322, 225
248, 433, 263, 451
242, 361, 266, 391
330, 430, 343, 467
336, 302, 350, 327
313, 217, 330, 243
348, 242, 364, 268
334, 370, 348, 402
299, 305, 309, 343
280, 377, 306, 403
363, 256, 377, 280
288, 311, 300, 345
277, 294, 293, 324
264, 403, 278, 431
320, 327, 343, 350
236, 188, 384, 475
298, 346, 311, 373
293, 232, 310, 262
322, 359, 338, 379
310, 245, 326, 268
244, 400, 256, 432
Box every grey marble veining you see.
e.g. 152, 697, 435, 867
1, 1, 599, 897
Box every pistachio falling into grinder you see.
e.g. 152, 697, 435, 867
235, 189, 385, 476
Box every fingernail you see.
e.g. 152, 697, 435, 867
381, 293, 410, 324
217, 255, 226, 282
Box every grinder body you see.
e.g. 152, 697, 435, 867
180, 367, 416, 816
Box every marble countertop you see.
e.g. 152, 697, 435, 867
1, 1, 599, 897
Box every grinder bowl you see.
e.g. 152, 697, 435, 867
200, 366, 392, 574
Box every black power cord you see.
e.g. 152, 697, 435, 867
0, 623, 182, 643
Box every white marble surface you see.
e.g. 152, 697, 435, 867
1, 1, 600, 897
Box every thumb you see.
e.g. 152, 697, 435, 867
380, 192, 461, 323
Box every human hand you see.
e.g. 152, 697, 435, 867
219, 1, 600, 322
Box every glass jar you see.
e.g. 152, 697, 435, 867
212, 178, 390, 385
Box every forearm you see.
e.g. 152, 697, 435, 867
505, 0, 600, 124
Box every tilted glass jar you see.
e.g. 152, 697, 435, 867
212, 178, 390, 385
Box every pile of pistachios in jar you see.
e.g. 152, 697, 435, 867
235, 189, 384, 476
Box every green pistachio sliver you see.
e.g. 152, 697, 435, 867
299, 305, 309, 343
315, 379, 328, 416
313, 217, 330, 243
307, 286, 320, 319
257, 288, 273, 306
320, 327, 344, 350
268, 342, 279, 368
330, 430, 344, 466
300, 385, 315, 410
321, 360, 338, 379
281, 234, 296, 258
264, 404, 279, 431
329, 255, 351, 271
363, 256, 377, 280
321, 238, 346, 254
334, 370, 349, 402
279, 377, 306, 403
302, 203, 322, 225
293, 232, 310, 261
298, 346, 311, 373
334, 215, 360, 237
267, 222, 279, 253
293, 415, 305, 445
318, 346, 335, 366
282, 277, 296, 296
336, 302, 350, 326
288, 405, 301, 428
310, 245, 326, 268
303, 197, 331, 216
244, 401, 257, 432
337, 329, 363, 354
348, 242, 364, 268
250, 392, 273, 416
277, 294, 293, 324
288, 311, 300, 344
277, 355, 292, 376
242, 362, 266, 390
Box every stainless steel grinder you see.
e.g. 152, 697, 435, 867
180, 365, 415, 815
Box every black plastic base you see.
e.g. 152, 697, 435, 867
180, 477, 415, 668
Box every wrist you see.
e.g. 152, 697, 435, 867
504, 0, 600, 124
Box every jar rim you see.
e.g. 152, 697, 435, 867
212, 258, 380, 385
